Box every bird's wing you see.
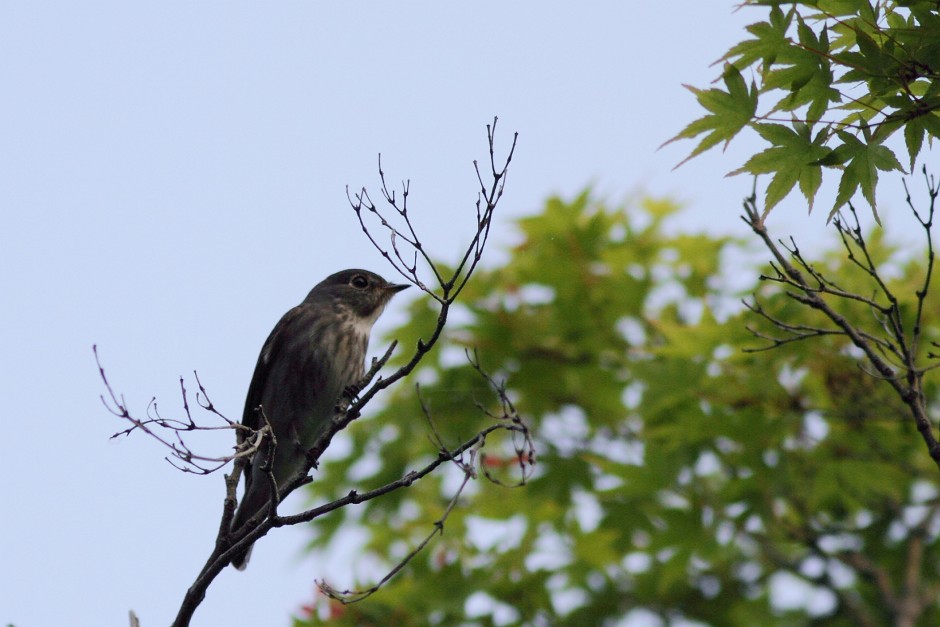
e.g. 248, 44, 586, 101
239, 304, 307, 498
241, 305, 310, 428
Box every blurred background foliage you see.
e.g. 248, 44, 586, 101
295, 190, 940, 626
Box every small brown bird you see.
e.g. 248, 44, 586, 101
230, 269, 408, 570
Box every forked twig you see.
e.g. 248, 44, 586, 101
96, 120, 524, 627
741, 167, 940, 469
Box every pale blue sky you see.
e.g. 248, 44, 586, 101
0, 3, 878, 626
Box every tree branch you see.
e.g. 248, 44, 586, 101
96, 119, 523, 627
741, 169, 940, 470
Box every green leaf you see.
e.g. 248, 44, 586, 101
829, 130, 904, 219
722, 5, 792, 69
664, 64, 758, 167
729, 122, 829, 211
904, 114, 927, 171
671, 0, 940, 221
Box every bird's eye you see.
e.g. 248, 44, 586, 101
350, 275, 369, 289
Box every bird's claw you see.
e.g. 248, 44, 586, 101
343, 382, 363, 400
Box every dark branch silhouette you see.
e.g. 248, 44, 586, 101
95, 119, 526, 627
742, 166, 940, 470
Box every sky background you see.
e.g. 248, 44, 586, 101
0, 3, 918, 626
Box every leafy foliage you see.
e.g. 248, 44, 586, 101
668, 1, 940, 219
295, 193, 940, 625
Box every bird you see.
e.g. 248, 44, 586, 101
229, 268, 408, 570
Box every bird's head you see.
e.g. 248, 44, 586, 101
306, 269, 409, 329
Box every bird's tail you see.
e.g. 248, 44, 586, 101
230, 489, 267, 571
231, 543, 254, 571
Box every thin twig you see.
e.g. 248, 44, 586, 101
740, 174, 940, 469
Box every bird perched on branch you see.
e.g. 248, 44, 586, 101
230, 268, 408, 570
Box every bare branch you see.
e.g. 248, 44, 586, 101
96, 346, 257, 475
740, 173, 940, 470
316, 449, 477, 604
311, 351, 534, 604
97, 120, 522, 627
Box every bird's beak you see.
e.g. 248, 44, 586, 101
385, 282, 410, 293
